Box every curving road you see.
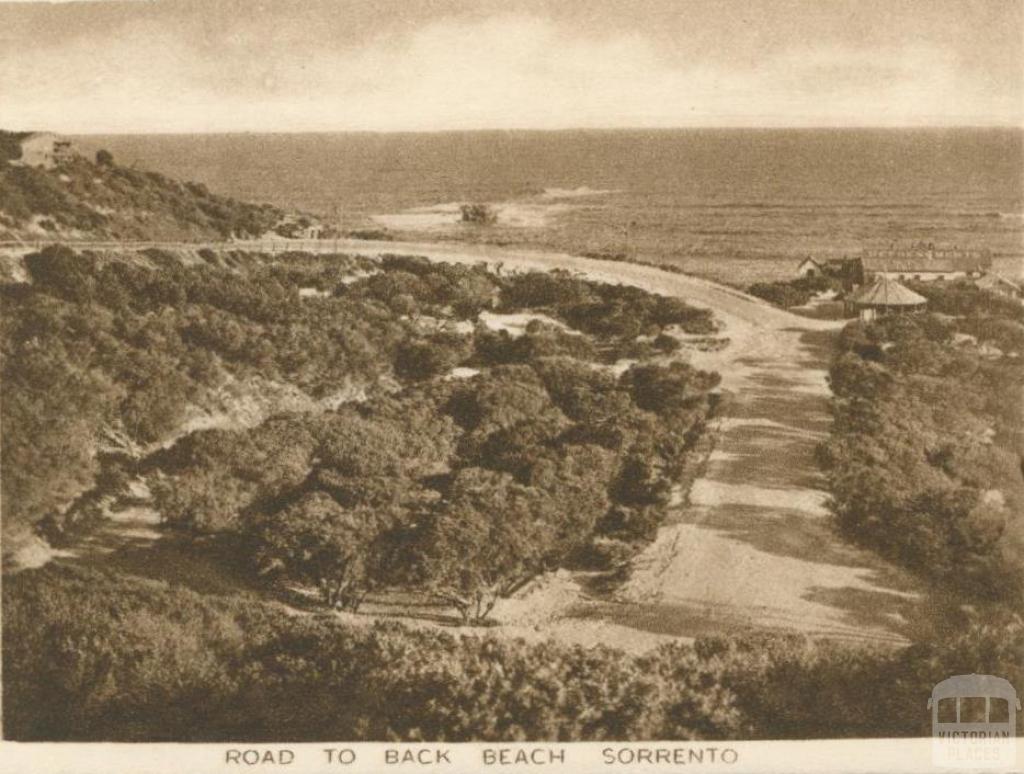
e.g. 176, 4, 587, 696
9, 237, 924, 645
299, 239, 923, 645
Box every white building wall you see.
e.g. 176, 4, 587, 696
16, 134, 61, 168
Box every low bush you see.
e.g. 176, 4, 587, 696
748, 274, 837, 308
6, 566, 1021, 741
906, 279, 1024, 323
459, 203, 497, 225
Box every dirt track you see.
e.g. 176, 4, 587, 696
328, 239, 923, 647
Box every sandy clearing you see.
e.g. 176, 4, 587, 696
477, 310, 572, 337
445, 366, 481, 380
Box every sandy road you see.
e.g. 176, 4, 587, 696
614, 320, 921, 645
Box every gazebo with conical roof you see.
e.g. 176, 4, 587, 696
847, 275, 927, 321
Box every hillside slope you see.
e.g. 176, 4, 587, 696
0, 131, 284, 242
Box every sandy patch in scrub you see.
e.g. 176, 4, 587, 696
477, 310, 573, 336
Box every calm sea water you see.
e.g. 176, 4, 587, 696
75, 129, 1024, 282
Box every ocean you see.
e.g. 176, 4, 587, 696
74, 129, 1024, 282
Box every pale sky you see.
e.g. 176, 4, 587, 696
0, 0, 1021, 132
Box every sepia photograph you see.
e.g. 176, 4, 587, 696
0, 0, 1021, 771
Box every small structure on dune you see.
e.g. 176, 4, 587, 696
10, 132, 76, 169
846, 275, 927, 322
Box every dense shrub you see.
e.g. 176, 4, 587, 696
6, 566, 1021, 741
5, 247, 720, 624
0, 130, 30, 162
459, 203, 497, 224
155, 354, 717, 618
0, 153, 283, 240
347, 228, 394, 240
499, 270, 715, 337
748, 274, 836, 308
821, 314, 1024, 602
394, 335, 469, 380
906, 279, 1024, 323
0, 250, 399, 536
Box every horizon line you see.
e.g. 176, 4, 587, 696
37, 123, 1024, 137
